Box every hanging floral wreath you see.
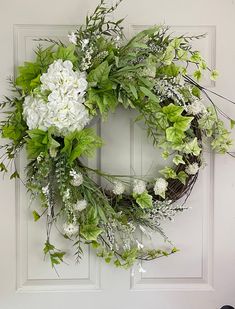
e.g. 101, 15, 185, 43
1, 0, 234, 271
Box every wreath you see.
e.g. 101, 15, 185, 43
1, 0, 234, 271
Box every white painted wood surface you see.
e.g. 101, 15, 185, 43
0, 0, 235, 308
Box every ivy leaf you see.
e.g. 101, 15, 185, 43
136, 192, 153, 209
210, 69, 219, 81
160, 167, 177, 179
80, 224, 103, 241
43, 241, 55, 254
190, 51, 202, 63
32, 210, 40, 222
160, 48, 175, 65
183, 137, 201, 156
155, 112, 169, 129
158, 63, 180, 77
173, 154, 185, 165
173, 115, 193, 132
53, 44, 77, 65
177, 171, 188, 185
193, 70, 202, 81
177, 49, 188, 61
162, 103, 184, 122
166, 126, 185, 143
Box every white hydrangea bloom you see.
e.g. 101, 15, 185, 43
112, 181, 125, 195
133, 179, 146, 195
154, 178, 168, 197
186, 100, 206, 115
74, 199, 87, 211
68, 32, 77, 45
69, 169, 83, 187
23, 96, 48, 130
23, 60, 90, 135
63, 223, 79, 237
185, 162, 199, 175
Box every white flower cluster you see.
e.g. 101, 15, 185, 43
63, 222, 79, 237
70, 169, 83, 187
23, 60, 90, 136
74, 199, 87, 211
154, 178, 168, 198
112, 181, 125, 195
133, 179, 146, 195
185, 162, 199, 175
186, 100, 206, 115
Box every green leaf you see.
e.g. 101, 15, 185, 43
136, 192, 153, 209
183, 137, 201, 156
193, 70, 202, 81
88, 61, 111, 84
190, 51, 202, 63
53, 44, 77, 64
158, 63, 180, 77
0, 162, 7, 172
192, 86, 201, 98
80, 224, 103, 241
210, 69, 219, 81
166, 126, 185, 143
62, 128, 103, 163
160, 48, 175, 65
177, 49, 188, 61
173, 154, 185, 165
16, 62, 41, 92
129, 84, 138, 99
32, 210, 40, 222
140, 86, 159, 103
162, 103, 184, 122
10, 171, 20, 179
230, 119, 235, 129
160, 167, 177, 179
177, 171, 188, 185
2, 124, 23, 142
155, 112, 169, 129
173, 115, 193, 131
43, 241, 55, 254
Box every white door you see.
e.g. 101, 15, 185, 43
1, 0, 235, 308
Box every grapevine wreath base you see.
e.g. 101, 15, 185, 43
0, 0, 235, 271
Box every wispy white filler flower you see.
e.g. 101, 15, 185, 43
68, 32, 77, 45
185, 163, 199, 175
63, 223, 79, 237
70, 169, 83, 187
186, 100, 206, 115
74, 199, 87, 211
81, 38, 89, 50
154, 178, 168, 198
112, 181, 125, 195
133, 179, 146, 195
